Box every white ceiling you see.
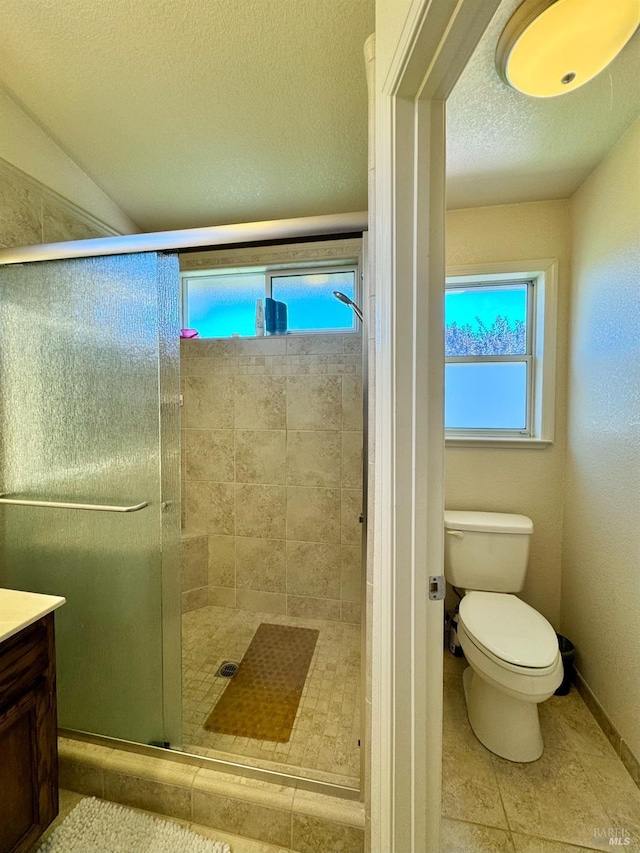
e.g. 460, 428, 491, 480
0, 0, 373, 232
446, 0, 640, 209
0, 0, 637, 229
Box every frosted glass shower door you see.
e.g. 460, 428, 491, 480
0, 252, 181, 746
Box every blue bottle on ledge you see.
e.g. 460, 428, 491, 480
265, 297, 276, 334
265, 297, 287, 334
275, 300, 288, 334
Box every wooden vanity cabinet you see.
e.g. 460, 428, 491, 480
0, 614, 58, 853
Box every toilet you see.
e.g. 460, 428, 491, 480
444, 510, 563, 762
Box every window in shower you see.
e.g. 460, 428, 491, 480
182, 271, 266, 338
181, 264, 359, 337
268, 267, 357, 332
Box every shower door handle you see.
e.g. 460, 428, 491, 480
0, 495, 149, 512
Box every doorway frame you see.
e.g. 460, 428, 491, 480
368, 2, 501, 850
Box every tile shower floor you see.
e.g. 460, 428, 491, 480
442, 651, 640, 852
181, 605, 360, 789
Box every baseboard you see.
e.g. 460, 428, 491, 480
575, 669, 640, 790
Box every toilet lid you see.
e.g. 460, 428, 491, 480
459, 592, 558, 668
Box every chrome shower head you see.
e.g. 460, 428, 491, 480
333, 291, 363, 323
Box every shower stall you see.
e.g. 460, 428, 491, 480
0, 215, 366, 797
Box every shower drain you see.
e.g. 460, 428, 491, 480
216, 661, 239, 678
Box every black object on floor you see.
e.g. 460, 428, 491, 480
555, 634, 575, 695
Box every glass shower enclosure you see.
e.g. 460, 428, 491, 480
0, 251, 181, 746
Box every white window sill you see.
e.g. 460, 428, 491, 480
445, 437, 553, 449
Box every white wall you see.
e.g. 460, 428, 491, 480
562, 117, 640, 760
445, 200, 571, 626
0, 88, 139, 235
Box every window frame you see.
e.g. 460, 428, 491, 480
180, 260, 361, 338
444, 260, 558, 448
180, 269, 268, 339
445, 279, 535, 437
267, 264, 360, 334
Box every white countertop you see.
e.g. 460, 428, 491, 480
0, 587, 66, 644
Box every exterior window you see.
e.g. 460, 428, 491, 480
183, 272, 265, 338
445, 281, 533, 435
268, 268, 357, 333
181, 265, 358, 338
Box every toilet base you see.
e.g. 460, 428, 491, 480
462, 666, 543, 762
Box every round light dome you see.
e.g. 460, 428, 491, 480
496, 0, 640, 98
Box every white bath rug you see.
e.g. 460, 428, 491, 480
37, 797, 231, 853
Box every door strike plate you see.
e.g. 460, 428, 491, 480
429, 575, 446, 600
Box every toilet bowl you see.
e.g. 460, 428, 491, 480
457, 591, 563, 761
444, 511, 563, 762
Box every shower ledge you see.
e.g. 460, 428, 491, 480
58, 736, 365, 852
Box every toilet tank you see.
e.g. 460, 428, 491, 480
444, 511, 533, 592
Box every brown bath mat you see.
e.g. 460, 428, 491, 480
204, 622, 319, 742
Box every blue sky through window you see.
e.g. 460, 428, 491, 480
271, 271, 355, 332
445, 283, 529, 431
445, 285, 527, 356
184, 269, 357, 338
445, 285, 526, 332
185, 273, 265, 338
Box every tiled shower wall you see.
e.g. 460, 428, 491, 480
0, 157, 114, 247
180, 333, 363, 624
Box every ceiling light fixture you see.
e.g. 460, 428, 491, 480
496, 0, 640, 98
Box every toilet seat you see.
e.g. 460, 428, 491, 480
459, 591, 559, 672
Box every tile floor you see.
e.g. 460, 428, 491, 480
181, 605, 361, 789
30, 790, 295, 853
442, 651, 640, 853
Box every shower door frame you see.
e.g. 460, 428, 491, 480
0, 251, 182, 747
0, 211, 369, 799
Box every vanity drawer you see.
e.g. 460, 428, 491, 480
0, 613, 58, 853
0, 620, 49, 710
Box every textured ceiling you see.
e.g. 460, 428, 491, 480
0, 0, 637, 228
0, 0, 373, 231
447, 0, 640, 209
